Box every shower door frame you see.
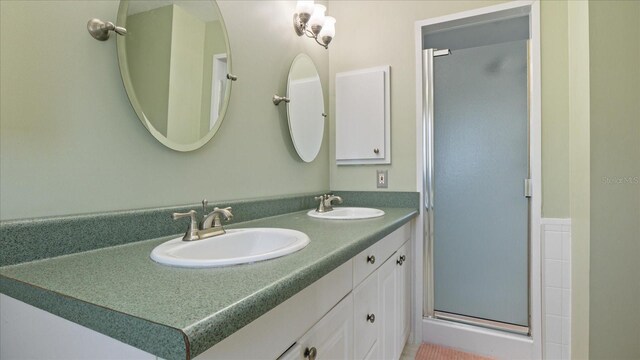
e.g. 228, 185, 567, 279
413, 2, 542, 359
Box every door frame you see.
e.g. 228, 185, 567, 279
412, 1, 541, 358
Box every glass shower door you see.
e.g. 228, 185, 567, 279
431, 40, 530, 328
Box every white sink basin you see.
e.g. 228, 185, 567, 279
150, 228, 310, 268
307, 207, 385, 220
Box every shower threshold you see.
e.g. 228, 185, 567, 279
434, 311, 529, 336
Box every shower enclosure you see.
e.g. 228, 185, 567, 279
427, 38, 530, 332
417, 3, 542, 358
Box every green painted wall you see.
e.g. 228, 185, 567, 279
0, 0, 573, 223
567, 2, 591, 357
541, 0, 570, 218
589, 1, 640, 358
0, 1, 330, 220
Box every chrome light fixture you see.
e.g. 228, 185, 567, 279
293, 1, 336, 49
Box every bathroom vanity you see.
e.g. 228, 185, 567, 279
0, 204, 416, 360
205, 222, 411, 360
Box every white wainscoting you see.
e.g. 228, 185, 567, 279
541, 218, 572, 360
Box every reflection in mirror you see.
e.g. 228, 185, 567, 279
286, 54, 325, 162
117, 0, 231, 151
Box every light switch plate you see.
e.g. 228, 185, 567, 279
377, 170, 388, 188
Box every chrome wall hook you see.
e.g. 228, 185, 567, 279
273, 94, 290, 105
87, 18, 127, 41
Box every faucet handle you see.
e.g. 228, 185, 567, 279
210, 207, 233, 228
202, 199, 208, 214
314, 195, 327, 213
172, 210, 199, 241
172, 210, 197, 222
216, 207, 233, 220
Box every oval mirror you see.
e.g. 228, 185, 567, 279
117, 0, 232, 151
286, 54, 325, 162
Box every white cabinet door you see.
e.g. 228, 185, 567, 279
362, 341, 379, 360
293, 294, 354, 360
354, 272, 379, 359
376, 240, 411, 360
396, 242, 411, 353
378, 252, 398, 360
335, 66, 390, 165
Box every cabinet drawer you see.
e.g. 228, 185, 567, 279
353, 223, 410, 286
353, 272, 379, 359
201, 261, 353, 359
287, 294, 354, 360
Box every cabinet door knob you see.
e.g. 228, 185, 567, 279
373, 148, 380, 154
367, 255, 376, 264
304, 347, 317, 360
397, 258, 404, 266
367, 313, 376, 323
400, 255, 406, 262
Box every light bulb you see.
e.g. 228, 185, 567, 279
319, 16, 335, 38
308, 4, 326, 35
296, 1, 314, 17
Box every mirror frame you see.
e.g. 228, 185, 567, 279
116, 0, 233, 152
286, 53, 325, 162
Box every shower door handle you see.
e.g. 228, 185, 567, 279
524, 178, 532, 198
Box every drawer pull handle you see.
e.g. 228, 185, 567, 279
367, 313, 376, 323
304, 347, 317, 360
367, 255, 376, 264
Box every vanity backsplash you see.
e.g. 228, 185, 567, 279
0, 191, 418, 267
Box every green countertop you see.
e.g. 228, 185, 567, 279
0, 208, 417, 359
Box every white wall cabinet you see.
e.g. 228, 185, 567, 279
335, 66, 391, 165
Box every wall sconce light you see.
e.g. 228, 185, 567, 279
293, 1, 336, 49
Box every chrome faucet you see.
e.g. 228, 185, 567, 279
314, 194, 343, 213
171, 199, 233, 241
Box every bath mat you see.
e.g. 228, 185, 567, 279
415, 343, 494, 360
